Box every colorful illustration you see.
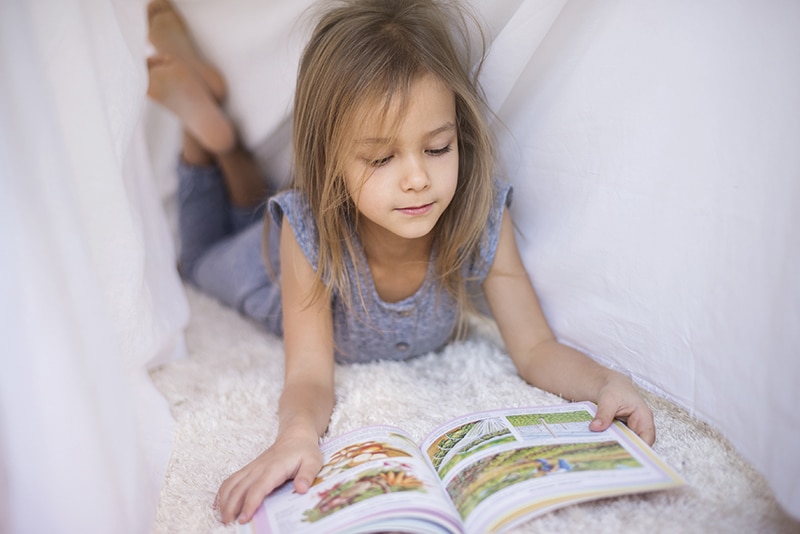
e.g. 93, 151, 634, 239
506, 409, 595, 439
302, 463, 427, 523
313, 439, 413, 486
446, 440, 641, 519
426, 418, 516, 478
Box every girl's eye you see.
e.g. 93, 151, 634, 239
427, 144, 453, 157
368, 155, 393, 167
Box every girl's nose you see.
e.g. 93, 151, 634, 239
401, 156, 430, 192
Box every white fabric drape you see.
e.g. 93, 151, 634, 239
1, 0, 186, 532
3, 0, 798, 531
481, 0, 800, 516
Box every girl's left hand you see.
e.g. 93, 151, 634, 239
588, 373, 656, 446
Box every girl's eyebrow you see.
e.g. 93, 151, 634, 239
356, 121, 456, 145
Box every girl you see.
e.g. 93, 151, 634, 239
146, 0, 656, 525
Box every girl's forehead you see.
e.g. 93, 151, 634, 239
347, 104, 401, 143
345, 75, 454, 142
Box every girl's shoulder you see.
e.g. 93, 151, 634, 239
469, 179, 513, 281
493, 178, 514, 211
268, 189, 319, 268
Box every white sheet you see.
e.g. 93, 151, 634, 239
484, 1, 800, 517
3, 0, 798, 530
2, 0, 185, 531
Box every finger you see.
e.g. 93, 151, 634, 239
222, 474, 264, 524
218, 468, 246, 504
216, 466, 258, 524
221, 468, 270, 524
217, 470, 249, 523
219, 482, 247, 524
239, 490, 266, 525
293, 458, 322, 494
590, 401, 619, 432
238, 474, 285, 524
628, 408, 656, 446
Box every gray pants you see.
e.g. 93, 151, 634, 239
177, 161, 283, 335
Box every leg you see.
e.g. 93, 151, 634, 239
147, 0, 226, 99
147, 0, 267, 207
146, 0, 279, 328
147, 54, 235, 155
215, 143, 269, 209
176, 162, 282, 335
148, 55, 261, 268
191, 222, 284, 335
175, 161, 234, 278
148, 57, 264, 283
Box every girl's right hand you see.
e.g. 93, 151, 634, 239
216, 427, 323, 525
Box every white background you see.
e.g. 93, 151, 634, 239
2, 0, 797, 531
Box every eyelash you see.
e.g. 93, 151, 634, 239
367, 144, 453, 168
369, 156, 393, 168
428, 144, 453, 157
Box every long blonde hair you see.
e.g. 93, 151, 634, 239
291, 0, 497, 331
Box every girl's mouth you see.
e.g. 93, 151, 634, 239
396, 202, 434, 216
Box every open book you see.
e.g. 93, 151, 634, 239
238, 402, 684, 533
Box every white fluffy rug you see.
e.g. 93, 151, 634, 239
151, 286, 798, 533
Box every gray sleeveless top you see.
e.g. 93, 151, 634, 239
267, 181, 512, 364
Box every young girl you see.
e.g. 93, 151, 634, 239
147, 0, 656, 525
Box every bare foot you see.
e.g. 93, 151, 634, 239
147, 0, 226, 101
147, 55, 235, 154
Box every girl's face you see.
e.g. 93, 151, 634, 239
342, 74, 459, 243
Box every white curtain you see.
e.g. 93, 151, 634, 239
481, 0, 800, 516
2, 0, 797, 531
1, 0, 186, 532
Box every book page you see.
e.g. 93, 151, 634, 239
239, 426, 463, 534
419, 402, 685, 534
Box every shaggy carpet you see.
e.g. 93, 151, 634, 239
151, 286, 798, 533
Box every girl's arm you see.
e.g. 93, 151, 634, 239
217, 217, 336, 524
482, 212, 656, 445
